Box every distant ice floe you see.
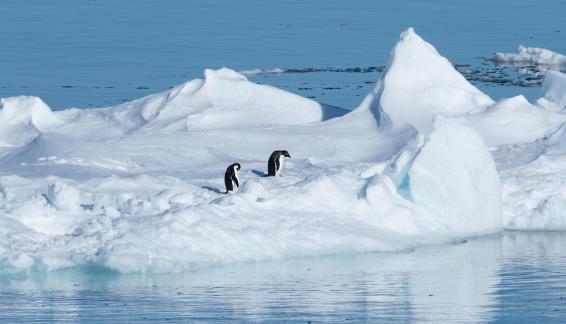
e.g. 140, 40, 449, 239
0, 28, 566, 274
478, 46, 566, 87
240, 63, 548, 89
238, 68, 285, 76
240, 66, 385, 76
495, 45, 566, 68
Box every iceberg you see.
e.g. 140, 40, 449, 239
0, 28, 564, 273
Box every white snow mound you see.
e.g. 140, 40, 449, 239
112, 67, 346, 132
0, 96, 61, 147
469, 95, 566, 146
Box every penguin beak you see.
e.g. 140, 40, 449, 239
286, 153, 291, 158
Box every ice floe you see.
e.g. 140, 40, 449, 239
0, 28, 565, 273
495, 45, 566, 68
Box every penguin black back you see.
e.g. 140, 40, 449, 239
224, 163, 241, 193
267, 150, 291, 176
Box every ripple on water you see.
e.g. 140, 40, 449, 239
1, 232, 566, 322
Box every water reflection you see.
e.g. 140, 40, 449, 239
1, 232, 565, 322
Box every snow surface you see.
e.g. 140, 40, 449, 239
469, 95, 566, 146
0, 28, 565, 274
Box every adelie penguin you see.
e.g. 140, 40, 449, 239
224, 163, 241, 193
267, 150, 291, 177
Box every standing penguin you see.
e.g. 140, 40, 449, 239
224, 163, 241, 193
267, 150, 291, 177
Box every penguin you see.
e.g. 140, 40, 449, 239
267, 150, 291, 177
224, 163, 241, 193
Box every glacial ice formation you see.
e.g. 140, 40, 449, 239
0, 28, 565, 273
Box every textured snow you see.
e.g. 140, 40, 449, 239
0, 28, 565, 274
497, 125, 566, 230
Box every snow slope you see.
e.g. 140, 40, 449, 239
0, 28, 565, 274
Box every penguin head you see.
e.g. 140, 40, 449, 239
233, 163, 241, 171
281, 150, 291, 158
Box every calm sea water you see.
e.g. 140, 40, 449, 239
1, 232, 565, 323
1, 1, 566, 322
1, 0, 565, 109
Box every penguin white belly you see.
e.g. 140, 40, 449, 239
276, 155, 284, 176
233, 172, 239, 191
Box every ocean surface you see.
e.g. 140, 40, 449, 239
1, 232, 566, 322
1, 1, 566, 322
1, 0, 565, 109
